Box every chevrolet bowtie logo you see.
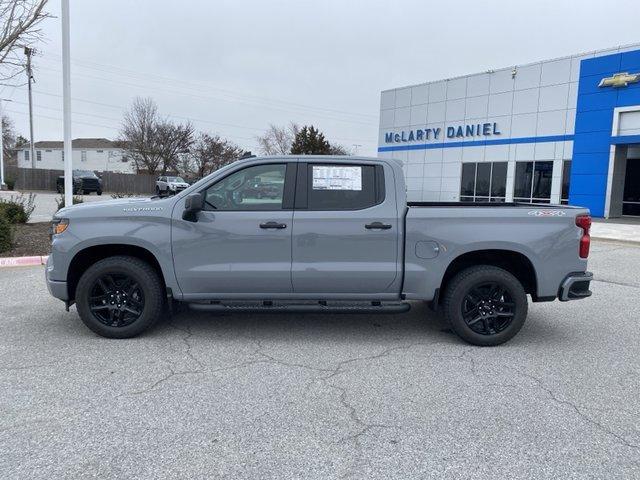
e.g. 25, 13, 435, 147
598, 72, 640, 88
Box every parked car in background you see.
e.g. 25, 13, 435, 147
155, 176, 189, 196
47, 156, 593, 346
56, 170, 103, 195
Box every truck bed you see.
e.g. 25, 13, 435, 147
407, 201, 580, 208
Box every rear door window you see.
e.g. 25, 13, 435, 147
302, 163, 383, 211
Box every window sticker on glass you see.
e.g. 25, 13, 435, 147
312, 166, 362, 191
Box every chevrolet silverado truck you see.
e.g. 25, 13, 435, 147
46, 156, 593, 346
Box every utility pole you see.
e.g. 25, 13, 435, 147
24, 46, 36, 169
61, 0, 73, 207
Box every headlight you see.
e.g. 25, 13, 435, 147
51, 218, 69, 236
170, 184, 176, 190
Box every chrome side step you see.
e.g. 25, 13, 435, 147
187, 300, 411, 314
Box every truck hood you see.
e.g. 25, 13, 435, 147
56, 196, 172, 218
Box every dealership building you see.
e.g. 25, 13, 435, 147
378, 44, 640, 217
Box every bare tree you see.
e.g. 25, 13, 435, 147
256, 122, 299, 155
191, 132, 244, 179
2, 115, 17, 165
0, 1, 51, 86
119, 97, 195, 175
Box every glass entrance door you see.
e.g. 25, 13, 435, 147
623, 158, 640, 216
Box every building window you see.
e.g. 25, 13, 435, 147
61, 150, 64, 161
36, 151, 42, 162
459, 162, 507, 202
514, 161, 553, 204
81, 150, 87, 162
24, 150, 29, 162
561, 160, 571, 205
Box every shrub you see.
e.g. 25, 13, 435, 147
55, 194, 83, 212
5, 178, 15, 191
0, 193, 36, 223
110, 192, 136, 199
0, 215, 12, 253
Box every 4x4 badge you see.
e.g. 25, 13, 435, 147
528, 210, 566, 217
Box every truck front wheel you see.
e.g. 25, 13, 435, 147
75, 256, 165, 338
442, 265, 527, 346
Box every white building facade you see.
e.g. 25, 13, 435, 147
378, 43, 640, 218
17, 138, 135, 173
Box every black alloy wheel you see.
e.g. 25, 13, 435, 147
75, 255, 164, 338
442, 265, 527, 346
461, 282, 515, 335
89, 273, 145, 328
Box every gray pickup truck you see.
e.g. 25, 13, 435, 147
46, 156, 593, 346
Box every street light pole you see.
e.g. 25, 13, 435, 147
61, 0, 73, 206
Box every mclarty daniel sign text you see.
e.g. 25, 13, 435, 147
384, 122, 501, 143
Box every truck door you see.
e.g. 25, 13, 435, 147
172, 162, 295, 298
291, 162, 400, 295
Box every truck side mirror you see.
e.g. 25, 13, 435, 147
182, 193, 204, 222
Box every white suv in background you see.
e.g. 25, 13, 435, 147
155, 176, 190, 196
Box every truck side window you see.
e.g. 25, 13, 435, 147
203, 164, 287, 211
306, 164, 381, 210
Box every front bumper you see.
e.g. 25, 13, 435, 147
45, 256, 69, 301
558, 271, 593, 301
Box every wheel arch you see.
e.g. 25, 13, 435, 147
439, 249, 539, 301
66, 244, 166, 302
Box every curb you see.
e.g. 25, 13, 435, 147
0, 255, 48, 268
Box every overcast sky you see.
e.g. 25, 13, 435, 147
2, 0, 640, 155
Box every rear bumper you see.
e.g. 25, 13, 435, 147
558, 271, 593, 301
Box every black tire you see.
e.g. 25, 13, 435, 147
75, 256, 165, 338
155, 186, 160, 196
442, 265, 528, 346
57, 184, 62, 193
97, 190, 102, 196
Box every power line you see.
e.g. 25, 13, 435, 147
7, 86, 376, 146
40, 51, 378, 121
35, 64, 378, 128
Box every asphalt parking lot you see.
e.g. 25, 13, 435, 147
1, 240, 639, 479
0, 191, 132, 223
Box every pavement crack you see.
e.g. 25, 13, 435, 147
593, 278, 640, 289
169, 321, 206, 372
509, 366, 639, 450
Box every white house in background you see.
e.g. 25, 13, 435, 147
17, 138, 135, 173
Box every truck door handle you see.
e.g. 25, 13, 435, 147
365, 222, 392, 230
260, 221, 287, 229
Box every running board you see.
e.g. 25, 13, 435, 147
187, 300, 411, 314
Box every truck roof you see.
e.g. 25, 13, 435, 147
235, 154, 403, 167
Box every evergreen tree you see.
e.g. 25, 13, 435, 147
290, 125, 332, 154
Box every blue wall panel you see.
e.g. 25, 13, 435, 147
577, 90, 619, 112
579, 52, 621, 77
569, 49, 640, 216
572, 132, 613, 154
570, 153, 610, 175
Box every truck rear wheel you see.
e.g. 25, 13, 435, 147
442, 265, 527, 346
75, 256, 165, 338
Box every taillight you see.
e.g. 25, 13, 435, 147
576, 215, 591, 259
